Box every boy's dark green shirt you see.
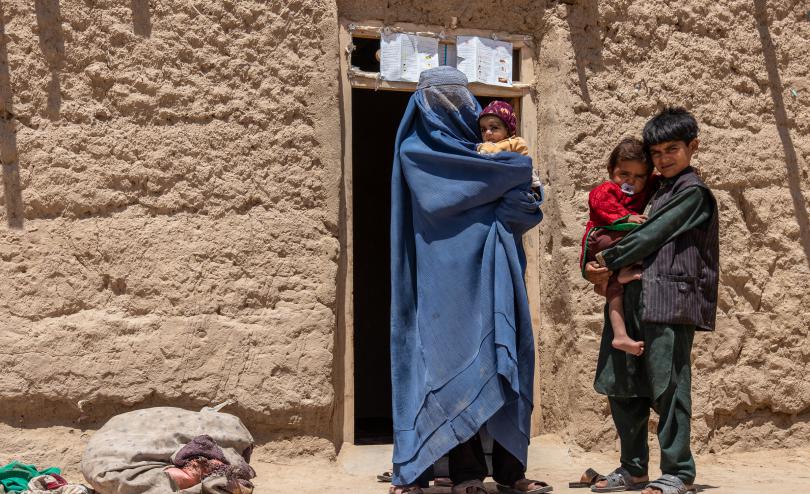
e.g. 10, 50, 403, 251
594, 184, 713, 399
600, 186, 712, 272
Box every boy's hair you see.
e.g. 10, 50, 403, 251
607, 136, 650, 175
642, 107, 699, 157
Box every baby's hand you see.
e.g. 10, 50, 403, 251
627, 214, 647, 224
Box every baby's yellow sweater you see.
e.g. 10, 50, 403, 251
477, 136, 529, 156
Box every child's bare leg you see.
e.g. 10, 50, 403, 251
608, 294, 644, 356
617, 264, 643, 284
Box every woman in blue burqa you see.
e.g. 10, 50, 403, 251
390, 66, 550, 494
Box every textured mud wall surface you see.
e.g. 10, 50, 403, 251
1, 0, 808, 459
534, 0, 810, 452
339, 0, 810, 452
0, 0, 342, 454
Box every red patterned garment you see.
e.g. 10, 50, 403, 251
579, 175, 660, 268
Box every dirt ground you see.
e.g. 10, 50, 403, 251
3, 423, 807, 493
263, 436, 810, 493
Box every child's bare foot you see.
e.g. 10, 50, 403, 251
612, 335, 644, 356
617, 265, 642, 284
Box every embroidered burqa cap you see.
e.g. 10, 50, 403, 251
416, 66, 468, 89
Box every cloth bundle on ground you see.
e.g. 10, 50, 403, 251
0, 462, 61, 493
80, 407, 255, 494
0, 462, 93, 494
20, 475, 92, 494
390, 66, 543, 485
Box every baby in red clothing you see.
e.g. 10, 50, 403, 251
581, 137, 658, 356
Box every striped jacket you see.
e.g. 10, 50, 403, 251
641, 168, 719, 331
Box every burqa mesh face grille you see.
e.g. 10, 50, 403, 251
421, 84, 477, 114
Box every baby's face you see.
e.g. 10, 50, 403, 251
479, 116, 509, 143
611, 160, 648, 193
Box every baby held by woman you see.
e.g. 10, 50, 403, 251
476, 100, 542, 199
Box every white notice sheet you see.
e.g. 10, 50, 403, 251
455, 36, 513, 87
380, 32, 439, 82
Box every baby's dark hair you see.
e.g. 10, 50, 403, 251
607, 136, 650, 175
642, 107, 699, 158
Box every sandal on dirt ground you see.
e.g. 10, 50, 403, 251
496, 478, 553, 493
591, 467, 647, 492
389, 484, 424, 494
569, 468, 601, 488
642, 475, 696, 494
434, 476, 453, 487
378, 470, 452, 487
452, 479, 488, 494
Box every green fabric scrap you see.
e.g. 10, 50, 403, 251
0, 461, 61, 492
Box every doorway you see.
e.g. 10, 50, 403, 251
351, 88, 410, 444
351, 88, 514, 444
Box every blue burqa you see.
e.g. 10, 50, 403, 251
390, 67, 544, 485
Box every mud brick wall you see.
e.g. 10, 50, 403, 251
0, 0, 342, 455
1, 0, 808, 455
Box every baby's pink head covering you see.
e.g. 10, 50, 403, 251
479, 101, 517, 136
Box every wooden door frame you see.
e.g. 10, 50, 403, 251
336, 18, 541, 446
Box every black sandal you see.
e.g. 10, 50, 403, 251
590, 467, 647, 492
496, 478, 553, 493
569, 468, 601, 488
452, 479, 488, 494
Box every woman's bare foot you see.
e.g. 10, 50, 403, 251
612, 334, 644, 355
617, 265, 643, 284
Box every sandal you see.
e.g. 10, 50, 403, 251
434, 476, 453, 487
642, 475, 695, 494
496, 478, 553, 493
591, 467, 647, 492
389, 484, 424, 494
569, 468, 601, 488
378, 471, 393, 483
452, 479, 488, 494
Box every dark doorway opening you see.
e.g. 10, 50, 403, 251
352, 88, 410, 445
351, 88, 517, 444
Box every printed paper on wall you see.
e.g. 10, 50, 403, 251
380, 32, 439, 82
456, 36, 513, 87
